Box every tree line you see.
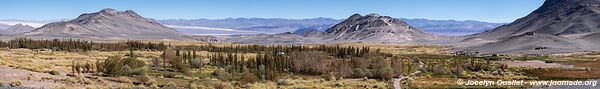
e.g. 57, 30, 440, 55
0, 38, 167, 52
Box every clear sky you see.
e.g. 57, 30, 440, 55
0, 0, 544, 23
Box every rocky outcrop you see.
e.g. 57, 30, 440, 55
323, 13, 439, 43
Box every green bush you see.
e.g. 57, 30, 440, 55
190, 59, 204, 68
380, 67, 394, 80
212, 68, 232, 80
96, 56, 146, 76
163, 72, 177, 78
172, 60, 191, 76
49, 70, 61, 75
238, 72, 259, 84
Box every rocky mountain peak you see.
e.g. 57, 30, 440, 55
8, 24, 34, 30
366, 13, 380, 17
0, 23, 35, 35
99, 8, 118, 15
348, 13, 363, 20
22, 8, 201, 41
534, 0, 600, 14
70, 8, 152, 25
12, 24, 28, 27
323, 13, 437, 43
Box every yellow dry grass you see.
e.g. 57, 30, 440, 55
0, 48, 162, 73
0, 42, 459, 89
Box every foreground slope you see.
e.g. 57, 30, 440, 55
470, 0, 600, 40
22, 8, 200, 41
461, 0, 600, 55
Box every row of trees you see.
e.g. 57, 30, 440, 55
203, 45, 397, 80
0, 38, 168, 52
0, 38, 379, 60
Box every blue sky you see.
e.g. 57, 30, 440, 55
0, 0, 544, 23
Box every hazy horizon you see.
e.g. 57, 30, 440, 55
0, 0, 544, 23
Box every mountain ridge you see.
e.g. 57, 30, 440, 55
21, 8, 205, 41
461, 0, 600, 55
323, 13, 439, 43
0, 24, 35, 35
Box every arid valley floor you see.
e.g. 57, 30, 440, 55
0, 41, 598, 89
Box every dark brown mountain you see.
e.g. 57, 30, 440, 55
470, 0, 600, 40
462, 0, 600, 55
323, 13, 439, 43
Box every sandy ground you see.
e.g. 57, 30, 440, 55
0, 66, 88, 89
496, 60, 576, 69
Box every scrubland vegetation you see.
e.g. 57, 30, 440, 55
0, 38, 598, 88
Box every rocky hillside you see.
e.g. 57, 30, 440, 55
461, 0, 600, 55
22, 8, 203, 41
470, 0, 600, 40
323, 13, 440, 43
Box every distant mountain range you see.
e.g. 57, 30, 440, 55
0, 24, 10, 30
223, 14, 459, 44
401, 19, 505, 36
157, 18, 339, 35
0, 24, 35, 35
1, 16, 504, 37
157, 17, 504, 36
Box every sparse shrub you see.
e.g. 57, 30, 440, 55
258, 64, 266, 80
190, 83, 206, 89
212, 68, 232, 80
96, 56, 146, 76
239, 72, 259, 84
173, 60, 191, 76
190, 59, 204, 68
267, 70, 280, 81
127, 66, 147, 76
352, 68, 373, 78
276, 79, 295, 86
163, 72, 177, 78
432, 64, 450, 75
151, 57, 161, 68
452, 60, 466, 76
224, 65, 235, 73
9, 80, 22, 87
64, 78, 76, 84
213, 82, 234, 89
291, 51, 333, 75
77, 75, 93, 85
336, 61, 353, 79
136, 74, 151, 84
165, 82, 178, 89
381, 67, 394, 80
371, 57, 388, 79
53, 85, 67, 89
392, 59, 404, 76
162, 48, 193, 75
